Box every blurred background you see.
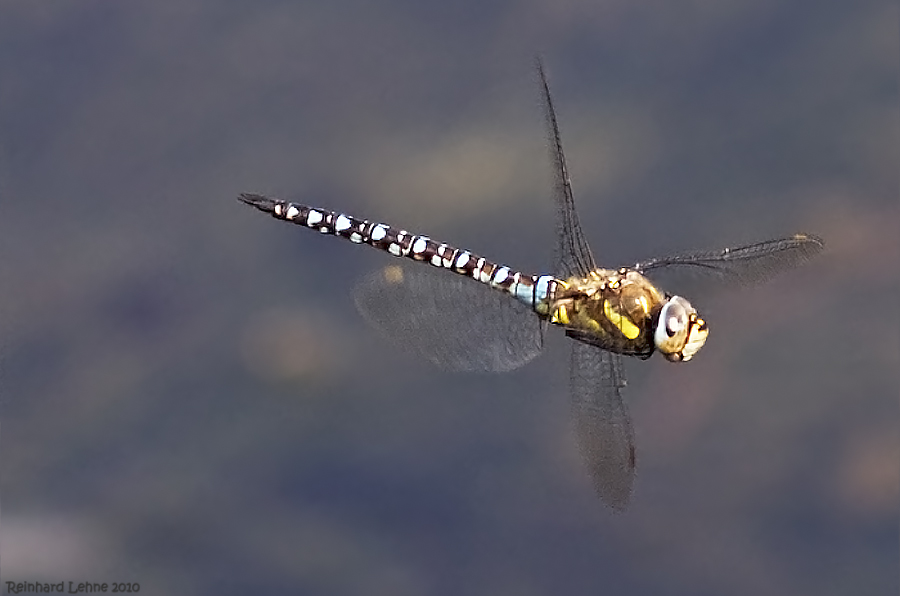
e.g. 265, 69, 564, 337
1, 1, 897, 595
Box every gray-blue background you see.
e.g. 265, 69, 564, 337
2, 1, 897, 594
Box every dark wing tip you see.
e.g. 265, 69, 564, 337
237, 193, 278, 213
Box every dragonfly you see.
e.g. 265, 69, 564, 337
238, 60, 824, 510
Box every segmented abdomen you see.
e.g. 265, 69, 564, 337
238, 193, 559, 311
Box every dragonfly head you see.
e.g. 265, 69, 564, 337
653, 296, 708, 362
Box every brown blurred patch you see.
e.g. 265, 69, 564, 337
833, 424, 899, 519
239, 306, 346, 383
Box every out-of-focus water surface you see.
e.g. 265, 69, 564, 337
1, 2, 897, 595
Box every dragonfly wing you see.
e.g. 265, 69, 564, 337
570, 341, 636, 510
537, 59, 597, 279
634, 234, 824, 295
354, 264, 544, 372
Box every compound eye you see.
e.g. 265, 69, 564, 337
654, 296, 695, 358
664, 303, 687, 337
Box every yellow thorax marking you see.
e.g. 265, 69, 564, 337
551, 304, 570, 325
603, 299, 641, 339
551, 302, 601, 333
637, 295, 649, 314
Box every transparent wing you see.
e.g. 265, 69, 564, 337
634, 234, 824, 296
570, 341, 636, 510
537, 58, 597, 279
354, 264, 544, 372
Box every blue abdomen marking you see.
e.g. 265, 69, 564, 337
238, 193, 558, 313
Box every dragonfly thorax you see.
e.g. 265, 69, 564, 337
549, 268, 708, 361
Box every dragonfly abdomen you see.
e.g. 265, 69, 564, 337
238, 193, 559, 312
